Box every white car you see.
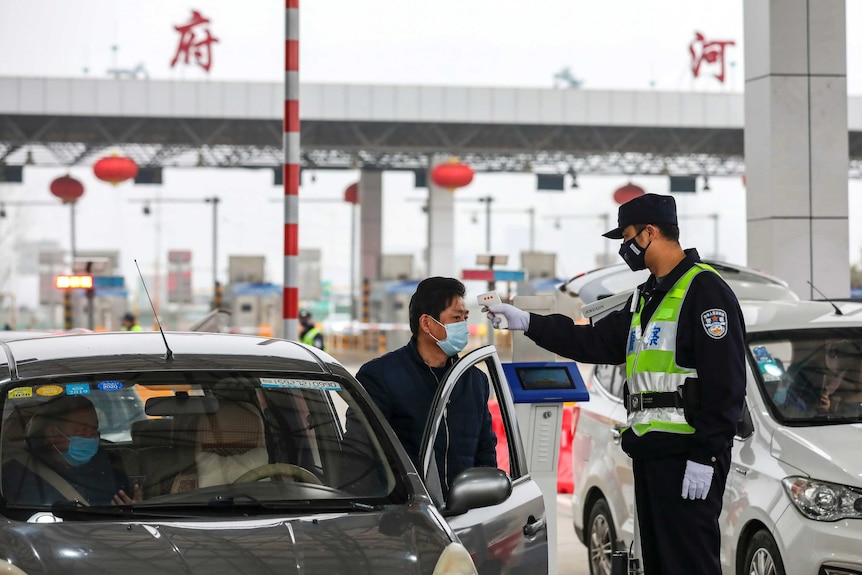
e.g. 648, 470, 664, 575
561, 259, 799, 305
570, 284, 862, 574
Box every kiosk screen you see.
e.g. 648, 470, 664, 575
516, 366, 575, 390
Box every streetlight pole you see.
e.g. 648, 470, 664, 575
0, 200, 63, 328
70, 202, 77, 263
711, 213, 720, 259
350, 201, 357, 321
547, 213, 613, 265
205, 197, 220, 305
676, 213, 721, 259
478, 196, 493, 253
131, 196, 221, 310
486, 205, 537, 251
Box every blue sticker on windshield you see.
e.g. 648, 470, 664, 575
260, 377, 341, 391
97, 380, 124, 391
65, 383, 90, 396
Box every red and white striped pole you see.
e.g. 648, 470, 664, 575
283, 0, 299, 340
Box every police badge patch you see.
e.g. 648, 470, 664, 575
701, 309, 728, 339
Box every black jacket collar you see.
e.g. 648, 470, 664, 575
639, 247, 702, 300
407, 337, 456, 369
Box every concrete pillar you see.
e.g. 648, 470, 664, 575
359, 170, 383, 284
744, 0, 849, 298
426, 155, 457, 278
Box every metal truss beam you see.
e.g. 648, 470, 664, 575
3, 113, 862, 178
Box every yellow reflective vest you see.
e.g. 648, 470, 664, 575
625, 263, 719, 436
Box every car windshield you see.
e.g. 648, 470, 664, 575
749, 328, 862, 425
0, 371, 402, 514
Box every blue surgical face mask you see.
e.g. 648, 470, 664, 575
56, 430, 99, 467
430, 317, 470, 357
619, 228, 651, 272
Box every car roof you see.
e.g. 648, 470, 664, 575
0, 331, 339, 381
741, 299, 862, 333
0, 330, 60, 342
566, 259, 797, 304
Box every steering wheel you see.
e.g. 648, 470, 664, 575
233, 463, 322, 485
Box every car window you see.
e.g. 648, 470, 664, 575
88, 387, 147, 443
0, 371, 404, 513
749, 328, 862, 425
593, 363, 626, 400
474, 358, 521, 480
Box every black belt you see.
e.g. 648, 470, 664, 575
626, 390, 683, 412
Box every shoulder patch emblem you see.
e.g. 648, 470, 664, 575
701, 309, 728, 339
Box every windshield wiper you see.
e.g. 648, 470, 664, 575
251, 500, 384, 512
207, 493, 262, 507
50, 500, 196, 520
200, 495, 383, 513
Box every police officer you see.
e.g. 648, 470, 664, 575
299, 309, 325, 350
486, 193, 746, 575
121, 312, 142, 332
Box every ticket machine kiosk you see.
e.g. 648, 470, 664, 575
503, 295, 589, 575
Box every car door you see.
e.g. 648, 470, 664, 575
574, 364, 635, 543
420, 345, 548, 575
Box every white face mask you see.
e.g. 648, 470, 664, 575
429, 317, 470, 357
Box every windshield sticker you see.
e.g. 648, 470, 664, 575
65, 383, 90, 396
36, 385, 64, 397
7, 387, 33, 399
260, 378, 341, 391
97, 380, 124, 391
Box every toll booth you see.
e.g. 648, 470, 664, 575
229, 282, 282, 336
371, 279, 418, 352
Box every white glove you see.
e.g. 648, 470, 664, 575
681, 460, 714, 500
485, 304, 530, 331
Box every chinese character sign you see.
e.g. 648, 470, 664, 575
170, 10, 219, 73
689, 31, 735, 84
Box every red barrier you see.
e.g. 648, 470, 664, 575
487, 399, 510, 474
488, 399, 578, 493
557, 404, 578, 493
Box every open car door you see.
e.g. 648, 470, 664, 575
420, 345, 548, 575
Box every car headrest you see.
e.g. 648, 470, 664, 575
196, 402, 265, 457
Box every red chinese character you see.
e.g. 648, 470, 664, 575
689, 31, 735, 84
170, 10, 219, 73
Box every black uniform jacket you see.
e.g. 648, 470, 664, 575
526, 249, 746, 464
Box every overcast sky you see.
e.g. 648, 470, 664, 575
1, 1, 861, 314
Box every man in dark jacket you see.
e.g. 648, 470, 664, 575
356, 277, 497, 498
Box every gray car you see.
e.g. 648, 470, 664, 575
0, 331, 547, 575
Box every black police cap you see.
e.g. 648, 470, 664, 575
602, 193, 678, 239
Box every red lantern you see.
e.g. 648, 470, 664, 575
613, 182, 646, 205
93, 155, 138, 186
49, 175, 84, 204
344, 182, 359, 204
431, 161, 474, 191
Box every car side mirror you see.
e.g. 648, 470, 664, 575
442, 467, 512, 517
735, 400, 754, 439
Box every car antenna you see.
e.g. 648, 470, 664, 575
134, 259, 174, 361
807, 280, 843, 316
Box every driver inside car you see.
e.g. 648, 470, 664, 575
2, 395, 141, 506
819, 340, 862, 415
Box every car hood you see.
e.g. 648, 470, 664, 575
770, 424, 862, 487
1, 509, 451, 575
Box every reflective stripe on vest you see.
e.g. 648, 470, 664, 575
301, 327, 322, 347
625, 263, 719, 436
